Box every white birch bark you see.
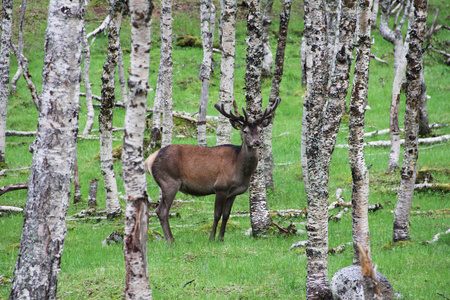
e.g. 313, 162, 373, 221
10, 0, 26, 96
322, 0, 357, 168
0, 0, 12, 165
371, 0, 380, 29
302, 0, 357, 296
303, 0, 332, 292
348, 0, 373, 265
245, 0, 271, 237
393, 0, 428, 242
99, 0, 124, 219
261, 0, 274, 78
155, 0, 173, 149
216, 0, 237, 146
262, 0, 291, 189
81, 6, 95, 136
9, 0, 83, 298
118, 45, 128, 104
198, 0, 216, 146
380, 0, 414, 172
122, 0, 152, 298
326, 0, 338, 70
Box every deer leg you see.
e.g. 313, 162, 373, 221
218, 196, 236, 241
156, 185, 178, 244
209, 191, 227, 241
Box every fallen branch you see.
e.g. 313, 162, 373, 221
364, 128, 401, 138
0, 182, 28, 196
336, 134, 450, 148
86, 15, 111, 39
271, 220, 297, 235
370, 54, 389, 65
0, 205, 24, 212
423, 229, 450, 245
289, 240, 307, 251
270, 209, 307, 218
361, 123, 447, 139
389, 208, 450, 215
5, 130, 37, 136
329, 242, 352, 254
0, 167, 30, 178
368, 202, 383, 212
328, 200, 351, 210
391, 183, 450, 192
331, 208, 348, 222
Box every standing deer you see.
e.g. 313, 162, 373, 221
144, 98, 281, 243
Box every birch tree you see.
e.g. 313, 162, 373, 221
99, 0, 124, 219
245, 0, 271, 236
393, 0, 428, 242
261, 0, 274, 78
198, 0, 216, 146
81, 12, 94, 136
122, 0, 153, 298
0, 0, 12, 165
10, 0, 26, 96
152, 0, 173, 149
302, 0, 358, 297
216, 0, 237, 146
302, 2, 332, 296
262, 0, 291, 189
9, 0, 83, 298
348, 0, 373, 264
380, 0, 414, 172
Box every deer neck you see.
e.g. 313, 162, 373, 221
238, 142, 259, 176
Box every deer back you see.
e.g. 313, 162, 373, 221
145, 144, 258, 197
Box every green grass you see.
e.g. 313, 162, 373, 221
1, 0, 450, 299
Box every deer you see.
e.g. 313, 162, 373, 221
144, 98, 281, 244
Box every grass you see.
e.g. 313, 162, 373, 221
1, 0, 450, 299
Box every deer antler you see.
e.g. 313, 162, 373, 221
255, 97, 281, 124
214, 100, 248, 124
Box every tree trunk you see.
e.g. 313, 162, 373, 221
303, 0, 332, 297
393, 0, 427, 242
216, 0, 237, 146
261, 0, 274, 78
10, 0, 26, 96
9, 1, 83, 298
418, 70, 430, 136
122, 0, 153, 298
348, 0, 373, 264
371, 0, 380, 29
118, 45, 128, 105
158, 0, 173, 149
73, 151, 82, 204
322, 0, 357, 168
325, 0, 338, 70
81, 11, 94, 136
245, 0, 271, 237
88, 178, 99, 208
99, 0, 124, 219
263, 0, 291, 189
0, 0, 13, 164
198, 0, 216, 147
380, 0, 414, 172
